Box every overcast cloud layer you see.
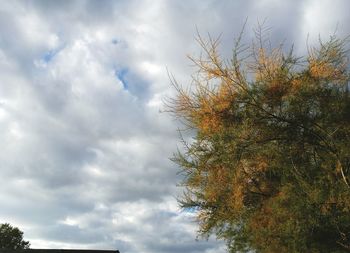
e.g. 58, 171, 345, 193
0, 1, 349, 253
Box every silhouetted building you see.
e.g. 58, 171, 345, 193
0, 250, 120, 253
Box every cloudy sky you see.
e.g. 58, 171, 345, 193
0, 1, 349, 253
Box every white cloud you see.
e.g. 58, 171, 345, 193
302, 0, 349, 41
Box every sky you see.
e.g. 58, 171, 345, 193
0, 1, 349, 253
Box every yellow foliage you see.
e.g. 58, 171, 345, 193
213, 83, 234, 112
171, 31, 350, 253
291, 78, 302, 93
309, 59, 337, 79
189, 82, 236, 135
256, 48, 284, 82
230, 183, 245, 212
308, 49, 348, 82
206, 166, 229, 202
206, 67, 223, 79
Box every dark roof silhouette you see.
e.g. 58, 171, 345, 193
0, 250, 120, 253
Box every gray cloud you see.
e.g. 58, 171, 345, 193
0, 0, 349, 253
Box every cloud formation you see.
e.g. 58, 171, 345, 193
0, 1, 349, 252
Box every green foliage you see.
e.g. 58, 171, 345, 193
169, 30, 350, 252
0, 223, 30, 250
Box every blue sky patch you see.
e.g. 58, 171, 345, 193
42, 46, 64, 63
182, 206, 199, 213
115, 68, 129, 90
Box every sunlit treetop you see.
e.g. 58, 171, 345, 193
167, 26, 350, 253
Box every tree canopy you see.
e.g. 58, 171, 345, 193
0, 223, 30, 250
169, 29, 350, 253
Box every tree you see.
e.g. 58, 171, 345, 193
168, 28, 350, 253
0, 223, 30, 250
